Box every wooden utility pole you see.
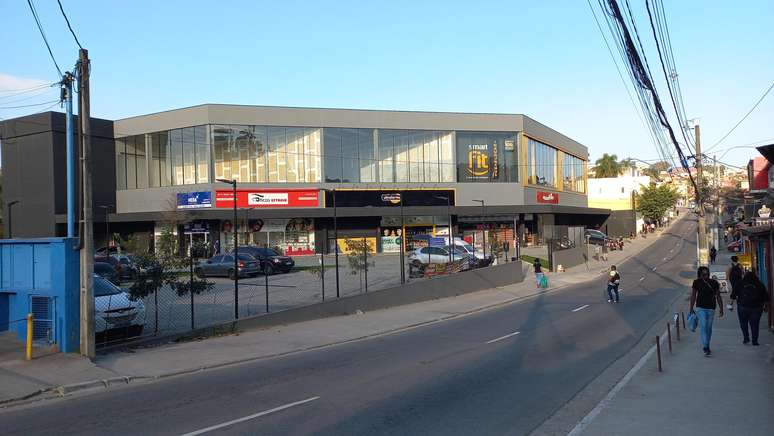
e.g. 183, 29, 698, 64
695, 123, 708, 266
78, 48, 95, 359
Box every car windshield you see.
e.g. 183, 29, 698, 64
94, 276, 122, 297
94, 263, 113, 273
238, 254, 256, 261
259, 248, 279, 256
462, 244, 475, 253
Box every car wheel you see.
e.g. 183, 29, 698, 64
128, 325, 144, 337
195, 268, 205, 279
228, 269, 237, 280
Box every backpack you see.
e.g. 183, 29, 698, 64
738, 282, 763, 307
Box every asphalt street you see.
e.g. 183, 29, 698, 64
0, 218, 697, 436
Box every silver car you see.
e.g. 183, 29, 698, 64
94, 275, 145, 338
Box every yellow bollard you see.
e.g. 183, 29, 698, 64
26, 313, 33, 361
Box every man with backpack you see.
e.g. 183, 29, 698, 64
727, 255, 744, 296
730, 271, 770, 346
607, 265, 621, 303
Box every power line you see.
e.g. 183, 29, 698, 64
0, 82, 55, 98
26, 0, 63, 77
706, 79, 774, 152
0, 99, 60, 110
56, 0, 83, 49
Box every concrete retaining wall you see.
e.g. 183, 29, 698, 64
552, 245, 587, 270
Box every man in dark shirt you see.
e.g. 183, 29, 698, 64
607, 265, 621, 303
690, 266, 724, 356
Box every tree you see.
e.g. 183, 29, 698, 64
592, 153, 623, 178
344, 238, 374, 292
636, 183, 679, 222
643, 161, 669, 181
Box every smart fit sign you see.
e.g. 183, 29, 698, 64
536, 191, 559, 204
215, 189, 320, 208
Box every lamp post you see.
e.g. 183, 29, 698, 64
473, 199, 486, 262
98, 205, 112, 252
434, 195, 453, 264
399, 194, 405, 284
216, 178, 239, 319
6, 200, 19, 239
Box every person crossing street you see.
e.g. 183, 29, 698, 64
607, 265, 621, 303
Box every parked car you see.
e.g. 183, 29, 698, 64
94, 262, 120, 285
408, 246, 470, 266
232, 246, 295, 274
94, 256, 125, 281
195, 253, 260, 280
95, 246, 122, 257
584, 229, 611, 246
451, 238, 488, 267
110, 254, 138, 280
94, 274, 145, 340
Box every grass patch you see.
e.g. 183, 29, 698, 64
520, 255, 549, 269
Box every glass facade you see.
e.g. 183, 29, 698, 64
563, 153, 586, 193
377, 130, 454, 183
116, 125, 584, 193
456, 131, 518, 183
527, 138, 557, 187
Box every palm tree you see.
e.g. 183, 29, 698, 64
593, 153, 622, 178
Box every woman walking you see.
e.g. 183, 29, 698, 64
730, 271, 770, 346
690, 266, 724, 356
533, 258, 544, 289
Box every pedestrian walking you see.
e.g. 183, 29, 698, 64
607, 265, 620, 303
730, 271, 770, 346
533, 258, 543, 289
709, 246, 717, 264
690, 266, 724, 356
726, 255, 743, 294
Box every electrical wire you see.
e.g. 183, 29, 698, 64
706, 79, 774, 152
56, 0, 83, 49
26, 0, 63, 77
0, 99, 60, 110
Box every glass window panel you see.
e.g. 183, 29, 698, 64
170, 129, 184, 185
408, 131, 423, 182
359, 129, 375, 182
305, 128, 321, 183
323, 127, 342, 182
286, 127, 302, 183
440, 132, 454, 182
135, 135, 148, 189
394, 131, 409, 183
378, 129, 394, 182
212, 125, 228, 181
115, 138, 126, 190
269, 127, 286, 183
233, 126, 250, 183
195, 125, 209, 184
254, 127, 267, 183
125, 136, 137, 190
182, 127, 195, 185
340, 128, 359, 183
292, 127, 306, 182
424, 132, 439, 182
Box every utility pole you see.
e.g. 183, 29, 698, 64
62, 72, 76, 238
695, 122, 708, 266
78, 48, 95, 359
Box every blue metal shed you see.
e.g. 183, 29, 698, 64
0, 238, 80, 353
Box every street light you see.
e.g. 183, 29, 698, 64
434, 195, 453, 264
216, 178, 239, 319
472, 199, 486, 262
6, 200, 19, 239
98, 205, 113, 252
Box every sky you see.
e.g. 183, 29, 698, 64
2, 0, 773, 168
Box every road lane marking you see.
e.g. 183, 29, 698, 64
572, 304, 590, 312
485, 331, 521, 344
181, 396, 320, 436
652, 266, 657, 271
639, 276, 645, 281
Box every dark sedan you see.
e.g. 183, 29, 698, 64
94, 262, 120, 285
584, 229, 611, 246
232, 247, 295, 274
195, 253, 260, 280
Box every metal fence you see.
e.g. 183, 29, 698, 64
94, 244, 503, 348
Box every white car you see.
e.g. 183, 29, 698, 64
408, 246, 470, 269
94, 275, 145, 338
451, 238, 488, 265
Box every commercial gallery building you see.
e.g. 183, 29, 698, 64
1, 104, 609, 256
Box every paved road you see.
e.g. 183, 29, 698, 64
0, 218, 697, 436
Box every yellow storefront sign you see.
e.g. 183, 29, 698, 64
737, 252, 752, 269
336, 237, 377, 254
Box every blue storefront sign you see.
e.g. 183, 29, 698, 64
429, 237, 447, 247
176, 192, 212, 209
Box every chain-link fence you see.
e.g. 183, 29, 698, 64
94, 240, 501, 348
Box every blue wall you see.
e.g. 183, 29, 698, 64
0, 238, 80, 353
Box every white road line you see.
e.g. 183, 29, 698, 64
572, 304, 590, 312
639, 276, 645, 282
567, 330, 664, 436
485, 331, 521, 344
181, 396, 320, 436
652, 266, 658, 271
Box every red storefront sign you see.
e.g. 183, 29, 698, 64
215, 189, 320, 208
536, 191, 559, 204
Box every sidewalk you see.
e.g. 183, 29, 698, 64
574, 246, 774, 436
0, 216, 684, 407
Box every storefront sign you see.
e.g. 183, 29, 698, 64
336, 237, 377, 254
326, 189, 454, 208
536, 191, 559, 204
183, 220, 210, 234
215, 189, 319, 208
177, 192, 212, 209
381, 236, 402, 253
429, 237, 446, 247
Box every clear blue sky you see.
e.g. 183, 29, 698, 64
2, 0, 772, 167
